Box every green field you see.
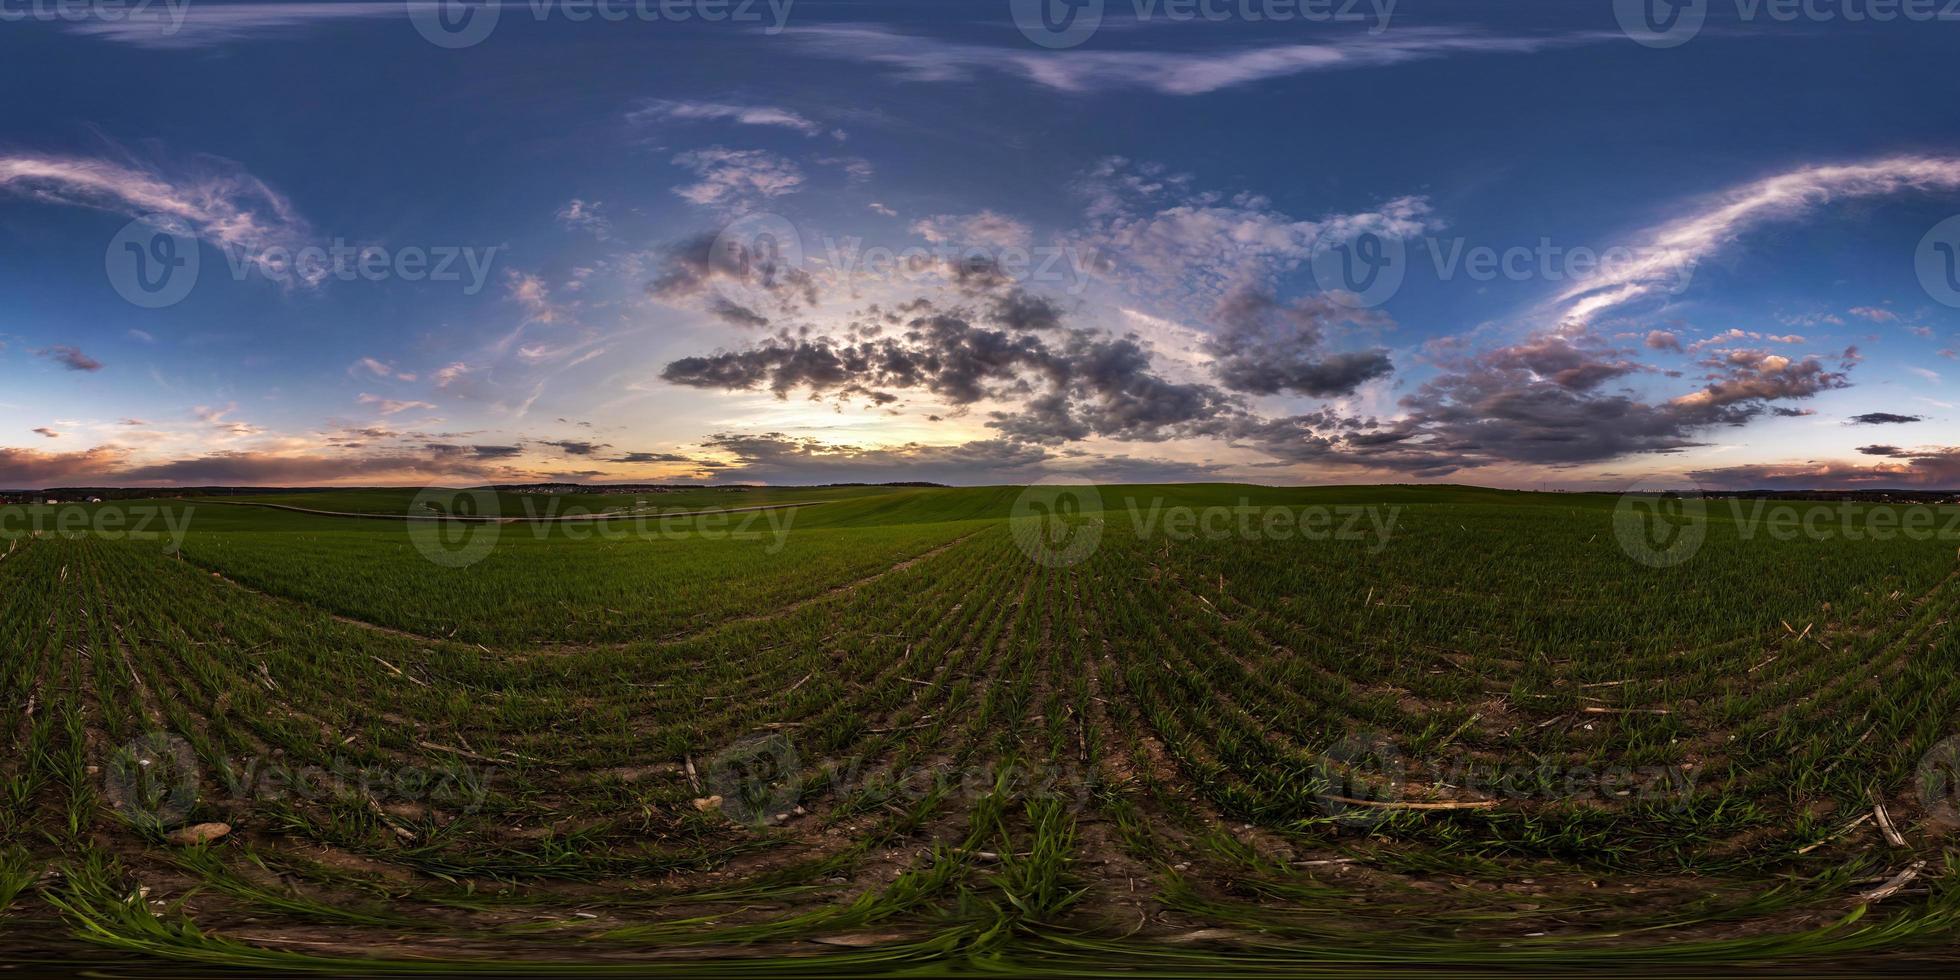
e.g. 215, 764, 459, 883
3, 484, 1959, 973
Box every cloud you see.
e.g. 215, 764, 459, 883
358, 393, 437, 416
1690, 447, 1960, 490
1077, 158, 1438, 311
671, 147, 804, 210
630, 99, 830, 137
703, 432, 1048, 484
1558, 156, 1960, 324
32, 427, 59, 439
352, 357, 415, 381
35, 346, 103, 372
1202, 287, 1394, 397
0, 152, 311, 280
555, 198, 611, 237
788, 25, 1612, 96
645, 230, 819, 321
192, 404, 264, 437
540, 439, 609, 456
1848, 305, 1899, 322
57, 2, 402, 49
1846, 412, 1924, 425
426, 443, 524, 461
505, 269, 569, 325
1644, 330, 1683, 353
0, 445, 518, 489
609, 451, 696, 464
911, 211, 1032, 249
1669, 349, 1851, 410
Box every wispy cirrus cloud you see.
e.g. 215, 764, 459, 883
58, 2, 400, 50
357, 393, 437, 416
1557, 156, 1960, 324
786, 25, 1614, 96
629, 99, 835, 138
0, 151, 311, 275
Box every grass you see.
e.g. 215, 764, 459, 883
2, 483, 1958, 972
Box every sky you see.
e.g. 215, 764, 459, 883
3, 0, 1960, 490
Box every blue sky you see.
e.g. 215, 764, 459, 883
3, 0, 1960, 489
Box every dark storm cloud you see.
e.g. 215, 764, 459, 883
1203, 288, 1395, 398
426, 443, 526, 460
609, 451, 696, 464
646, 231, 819, 311
663, 305, 1234, 446
706, 295, 771, 328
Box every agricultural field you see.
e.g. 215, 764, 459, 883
3, 484, 1960, 973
